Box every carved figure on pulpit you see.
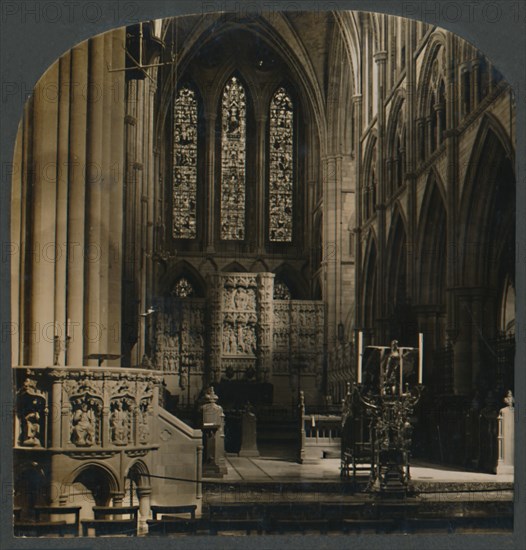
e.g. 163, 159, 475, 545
138, 400, 152, 444
110, 401, 129, 445
71, 402, 96, 446
23, 411, 42, 447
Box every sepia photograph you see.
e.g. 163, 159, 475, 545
4, 4, 521, 545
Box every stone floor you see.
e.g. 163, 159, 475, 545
214, 453, 513, 485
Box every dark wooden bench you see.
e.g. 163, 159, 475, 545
147, 505, 199, 535
82, 505, 139, 536
14, 520, 68, 537
150, 504, 197, 520
147, 518, 199, 535
81, 519, 138, 537
34, 506, 81, 536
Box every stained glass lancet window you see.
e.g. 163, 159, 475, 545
220, 77, 247, 240
269, 88, 294, 242
173, 87, 198, 239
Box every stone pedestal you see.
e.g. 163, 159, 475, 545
200, 387, 227, 478
497, 392, 514, 475
239, 405, 259, 457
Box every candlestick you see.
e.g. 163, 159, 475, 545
357, 331, 363, 384
418, 332, 423, 384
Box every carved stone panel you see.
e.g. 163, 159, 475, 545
109, 397, 134, 446
151, 299, 206, 375
16, 375, 47, 448
70, 395, 102, 447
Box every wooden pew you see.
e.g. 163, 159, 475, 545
81, 506, 139, 537
34, 506, 81, 536
147, 505, 199, 535
14, 521, 68, 537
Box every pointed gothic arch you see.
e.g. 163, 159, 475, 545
417, 175, 447, 307
362, 232, 378, 332
362, 134, 378, 221
459, 115, 515, 287
159, 260, 207, 297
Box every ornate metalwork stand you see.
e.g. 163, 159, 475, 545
347, 383, 423, 493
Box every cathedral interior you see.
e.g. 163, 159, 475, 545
10, 10, 516, 536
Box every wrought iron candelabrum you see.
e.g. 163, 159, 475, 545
351, 382, 424, 493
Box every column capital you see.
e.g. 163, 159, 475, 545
373, 51, 388, 64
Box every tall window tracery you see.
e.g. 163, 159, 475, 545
220, 76, 247, 240
269, 88, 294, 242
173, 87, 198, 239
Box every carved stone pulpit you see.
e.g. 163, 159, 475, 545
199, 387, 227, 477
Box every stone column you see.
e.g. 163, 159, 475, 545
30, 58, 59, 366
112, 492, 125, 507
323, 155, 342, 351
196, 444, 203, 500
416, 118, 425, 161
208, 274, 223, 384
204, 110, 217, 252
255, 113, 268, 253
67, 42, 88, 367
54, 52, 70, 367
425, 116, 433, 156
101, 405, 110, 447
84, 34, 105, 365
374, 51, 388, 341
405, 45, 418, 300
137, 487, 152, 533
472, 60, 480, 109
107, 28, 126, 366
51, 378, 62, 448
353, 94, 363, 329
435, 103, 444, 147
61, 387, 71, 446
